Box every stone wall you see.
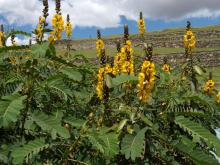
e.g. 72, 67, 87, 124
57, 29, 220, 50
152, 50, 220, 67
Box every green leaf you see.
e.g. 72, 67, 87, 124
0, 93, 26, 127
31, 111, 70, 139
0, 148, 8, 164
112, 75, 137, 86
140, 114, 153, 127
121, 127, 147, 161
60, 67, 82, 82
193, 65, 204, 75
117, 119, 128, 133
106, 74, 113, 88
11, 138, 49, 165
174, 136, 219, 165
175, 116, 220, 157
88, 130, 119, 158
42, 76, 72, 101
64, 117, 86, 129
31, 42, 49, 58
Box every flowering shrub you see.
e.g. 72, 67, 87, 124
0, 1, 219, 165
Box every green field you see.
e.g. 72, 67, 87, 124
57, 47, 220, 58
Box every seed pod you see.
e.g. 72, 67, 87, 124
55, 0, 61, 14
140, 11, 143, 19
116, 40, 121, 52
97, 29, 101, 39
124, 24, 129, 43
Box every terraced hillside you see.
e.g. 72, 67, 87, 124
57, 25, 220, 49
56, 25, 220, 67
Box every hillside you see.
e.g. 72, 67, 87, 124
57, 24, 220, 50
56, 24, 220, 68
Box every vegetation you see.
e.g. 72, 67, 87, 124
0, 0, 220, 165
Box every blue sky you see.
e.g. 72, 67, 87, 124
71, 16, 220, 39
0, 0, 220, 43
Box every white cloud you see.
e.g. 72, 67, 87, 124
5, 33, 50, 46
0, 0, 220, 29
6, 36, 32, 46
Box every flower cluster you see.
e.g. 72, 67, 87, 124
184, 28, 196, 51
203, 80, 215, 93
65, 14, 72, 39
138, 12, 146, 36
217, 91, 220, 103
121, 40, 134, 75
96, 64, 113, 100
112, 50, 125, 75
0, 31, 4, 47
137, 60, 156, 102
162, 64, 170, 73
96, 67, 105, 100
96, 39, 105, 58
36, 16, 45, 40
48, 14, 64, 43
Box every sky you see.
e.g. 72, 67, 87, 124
0, 0, 220, 44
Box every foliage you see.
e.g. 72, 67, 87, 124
0, 7, 220, 165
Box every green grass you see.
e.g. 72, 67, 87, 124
57, 47, 220, 58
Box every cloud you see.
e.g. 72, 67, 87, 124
5, 33, 50, 46
0, 0, 220, 29
6, 36, 33, 46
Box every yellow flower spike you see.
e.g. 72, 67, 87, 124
184, 28, 196, 50
138, 12, 146, 36
137, 60, 155, 102
96, 64, 114, 101
0, 31, 4, 47
35, 16, 45, 40
96, 39, 105, 57
49, 13, 64, 43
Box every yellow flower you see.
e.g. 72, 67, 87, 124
39, 16, 45, 24
184, 30, 196, 50
138, 19, 146, 36
96, 64, 113, 100
96, 67, 105, 100
137, 60, 156, 102
126, 40, 132, 47
96, 39, 105, 57
65, 22, 72, 39
105, 64, 113, 74
49, 14, 64, 43
217, 91, 220, 103
162, 64, 170, 73
204, 80, 215, 93
147, 63, 155, 74
138, 73, 145, 83
121, 61, 134, 75
35, 16, 45, 40
0, 31, 4, 47
48, 35, 54, 43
